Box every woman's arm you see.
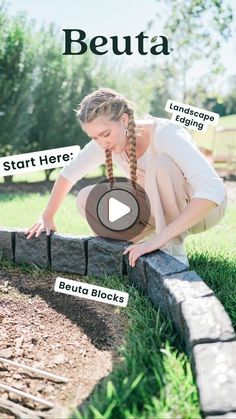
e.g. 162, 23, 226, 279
124, 122, 225, 266
154, 197, 217, 248
25, 140, 105, 239
153, 122, 226, 207
25, 175, 73, 239
123, 198, 217, 266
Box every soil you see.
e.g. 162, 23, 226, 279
0, 266, 126, 419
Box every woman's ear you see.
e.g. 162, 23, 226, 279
121, 112, 129, 126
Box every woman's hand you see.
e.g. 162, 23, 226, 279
24, 213, 57, 239
123, 237, 161, 267
123, 198, 220, 268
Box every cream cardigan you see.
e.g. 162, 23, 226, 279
60, 117, 226, 206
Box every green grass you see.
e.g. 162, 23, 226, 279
0, 191, 92, 236
0, 167, 61, 184
72, 276, 200, 419
185, 203, 236, 328
0, 165, 122, 184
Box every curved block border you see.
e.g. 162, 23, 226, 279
0, 227, 236, 417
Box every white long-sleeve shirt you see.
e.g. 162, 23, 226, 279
59, 117, 226, 206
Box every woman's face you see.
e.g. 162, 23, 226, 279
83, 114, 128, 154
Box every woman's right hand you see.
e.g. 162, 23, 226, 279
24, 175, 73, 240
24, 214, 57, 239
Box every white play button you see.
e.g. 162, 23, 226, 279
85, 178, 151, 239
96, 186, 139, 231
108, 197, 131, 222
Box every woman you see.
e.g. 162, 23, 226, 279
25, 88, 227, 268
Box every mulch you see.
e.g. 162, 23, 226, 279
0, 266, 125, 418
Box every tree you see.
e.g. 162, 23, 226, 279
148, 0, 233, 102
60, 54, 97, 152
28, 26, 97, 180
0, 6, 37, 182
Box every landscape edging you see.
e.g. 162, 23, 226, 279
0, 228, 235, 418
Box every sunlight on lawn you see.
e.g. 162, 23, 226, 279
185, 203, 236, 260
0, 192, 93, 236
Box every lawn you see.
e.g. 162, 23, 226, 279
0, 191, 92, 236
185, 204, 236, 328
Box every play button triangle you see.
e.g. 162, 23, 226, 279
108, 197, 131, 222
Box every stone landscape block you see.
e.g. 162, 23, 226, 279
0, 228, 15, 261
146, 250, 188, 311
205, 413, 236, 419
160, 270, 214, 331
124, 254, 149, 292
87, 237, 128, 278
181, 295, 235, 353
193, 341, 236, 416
15, 230, 49, 268
51, 233, 91, 275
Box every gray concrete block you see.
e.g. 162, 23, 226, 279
15, 230, 49, 268
161, 270, 214, 332
87, 237, 128, 278
51, 233, 92, 275
193, 341, 236, 416
205, 413, 236, 419
163, 270, 214, 303
146, 250, 188, 311
0, 228, 14, 261
181, 296, 236, 353
124, 254, 149, 292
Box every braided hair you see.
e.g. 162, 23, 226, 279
76, 88, 137, 189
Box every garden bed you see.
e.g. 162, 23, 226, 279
0, 260, 201, 419
0, 265, 125, 418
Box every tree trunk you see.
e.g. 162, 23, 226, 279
3, 175, 13, 184
44, 169, 55, 181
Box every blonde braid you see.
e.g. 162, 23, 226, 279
105, 148, 114, 189
126, 111, 137, 188
88, 99, 119, 189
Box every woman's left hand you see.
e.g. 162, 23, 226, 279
123, 238, 161, 267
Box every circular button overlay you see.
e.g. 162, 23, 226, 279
85, 178, 152, 241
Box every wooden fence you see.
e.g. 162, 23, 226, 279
198, 128, 236, 175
